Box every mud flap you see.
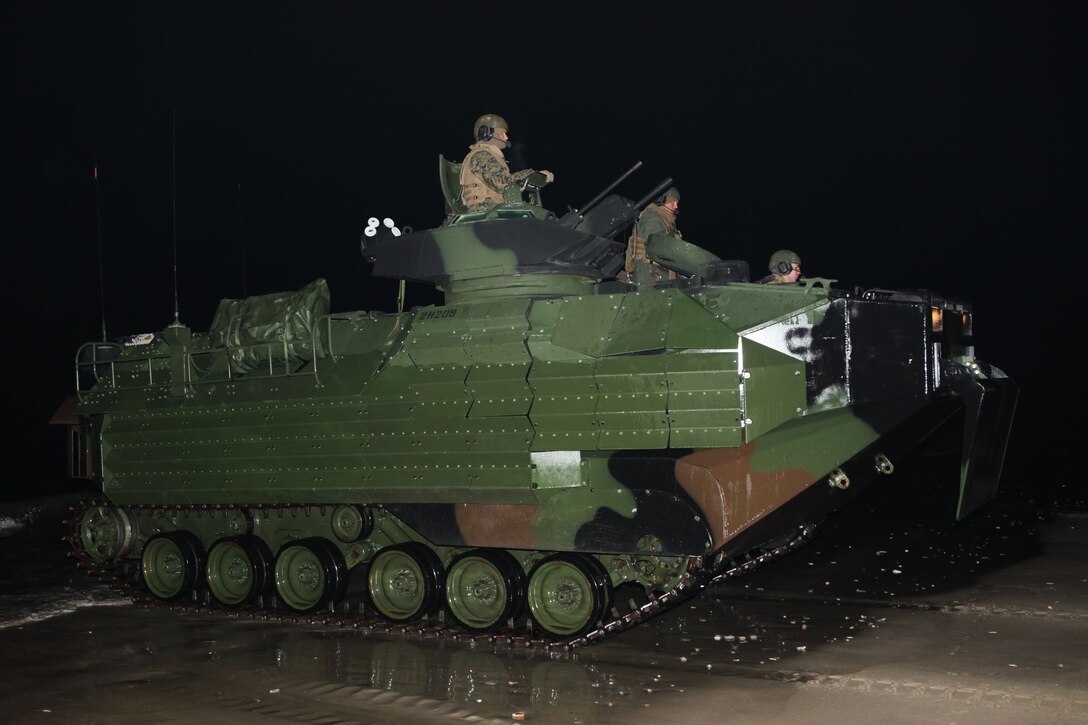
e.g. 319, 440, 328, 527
949, 369, 1019, 520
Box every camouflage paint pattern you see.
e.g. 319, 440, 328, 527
63, 187, 1017, 607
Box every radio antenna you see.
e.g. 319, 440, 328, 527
171, 106, 181, 324
237, 181, 247, 297
93, 159, 108, 341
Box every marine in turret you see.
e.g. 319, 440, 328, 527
623, 186, 682, 286
759, 249, 803, 284
458, 114, 555, 211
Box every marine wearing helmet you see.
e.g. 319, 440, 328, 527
623, 186, 682, 285
458, 114, 555, 211
761, 249, 803, 284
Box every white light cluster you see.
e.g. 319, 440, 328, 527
363, 216, 401, 238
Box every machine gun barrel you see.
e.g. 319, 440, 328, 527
633, 177, 675, 211
576, 161, 643, 218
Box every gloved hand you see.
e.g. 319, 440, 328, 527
540, 170, 555, 184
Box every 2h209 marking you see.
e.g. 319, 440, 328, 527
419, 309, 458, 320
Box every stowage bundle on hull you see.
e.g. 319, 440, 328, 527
54, 162, 1018, 646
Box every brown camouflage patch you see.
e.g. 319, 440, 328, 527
675, 445, 814, 548
454, 503, 539, 549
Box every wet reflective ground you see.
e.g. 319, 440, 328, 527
1, 445, 1085, 724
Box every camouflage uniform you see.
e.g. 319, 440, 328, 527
459, 143, 537, 210
624, 202, 680, 284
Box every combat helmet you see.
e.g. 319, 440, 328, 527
656, 186, 680, 204
769, 249, 802, 274
474, 114, 509, 142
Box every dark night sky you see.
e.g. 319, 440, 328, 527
8, 3, 1086, 489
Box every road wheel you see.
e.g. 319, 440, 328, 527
141, 531, 205, 601
526, 553, 612, 638
368, 542, 445, 622
273, 538, 348, 613
445, 549, 525, 632
206, 535, 273, 607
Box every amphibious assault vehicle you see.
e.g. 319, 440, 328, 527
55, 161, 1017, 647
